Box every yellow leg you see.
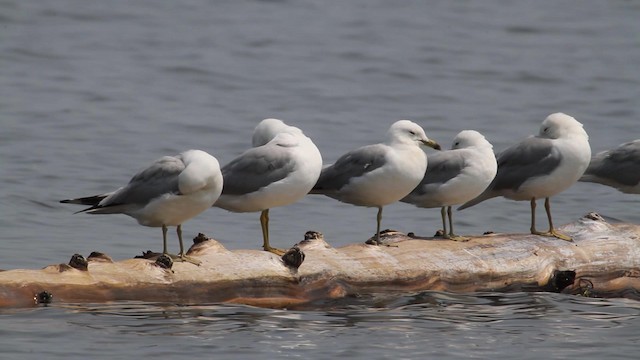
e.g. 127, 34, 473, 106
543, 197, 572, 241
374, 206, 383, 244
260, 209, 285, 255
177, 224, 184, 256
439, 206, 447, 236
162, 224, 169, 255
445, 206, 469, 241
529, 198, 538, 234
530, 198, 572, 241
158, 224, 200, 265
176, 224, 201, 265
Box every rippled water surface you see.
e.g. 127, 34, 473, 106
1, 0, 639, 358
2, 292, 640, 359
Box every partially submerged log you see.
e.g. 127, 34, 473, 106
2, 213, 640, 308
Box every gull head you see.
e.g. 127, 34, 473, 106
387, 120, 441, 150
451, 130, 493, 150
252, 118, 303, 147
538, 113, 588, 140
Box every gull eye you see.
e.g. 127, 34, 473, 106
409, 130, 416, 136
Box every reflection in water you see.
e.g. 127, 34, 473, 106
58, 291, 640, 333
2, 292, 640, 358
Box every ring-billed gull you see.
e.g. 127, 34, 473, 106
459, 113, 591, 241
580, 139, 640, 194
214, 120, 323, 255
60, 149, 223, 264
311, 120, 441, 244
401, 130, 497, 241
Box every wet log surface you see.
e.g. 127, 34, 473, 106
2, 213, 640, 308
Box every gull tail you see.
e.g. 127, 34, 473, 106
308, 187, 325, 195
60, 194, 108, 206
458, 190, 494, 211
60, 193, 111, 214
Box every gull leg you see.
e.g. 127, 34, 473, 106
374, 206, 383, 244
177, 224, 184, 256
530, 198, 572, 241
176, 224, 201, 265
162, 224, 169, 255
439, 206, 447, 237
543, 197, 572, 241
158, 224, 200, 265
261, 209, 285, 255
446, 206, 469, 242
529, 198, 538, 234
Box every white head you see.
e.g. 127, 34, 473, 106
386, 120, 441, 150
266, 131, 301, 148
538, 113, 588, 140
451, 130, 493, 150
252, 118, 303, 147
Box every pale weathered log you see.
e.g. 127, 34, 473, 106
1, 213, 640, 308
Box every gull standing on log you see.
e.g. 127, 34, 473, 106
402, 130, 497, 241
459, 113, 591, 241
311, 120, 441, 244
214, 120, 323, 255
580, 139, 640, 194
60, 150, 223, 265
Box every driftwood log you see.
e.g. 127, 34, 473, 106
1, 212, 640, 308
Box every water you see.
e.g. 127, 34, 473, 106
1, 293, 639, 359
1, 0, 639, 358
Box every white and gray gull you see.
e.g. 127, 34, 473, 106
60, 149, 223, 265
214, 119, 323, 255
311, 120, 441, 244
402, 130, 497, 241
459, 113, 591, 241
580, 139, 640, 194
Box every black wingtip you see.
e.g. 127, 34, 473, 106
59, 194, 107, 206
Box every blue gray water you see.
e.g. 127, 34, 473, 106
1, 0, 639, 358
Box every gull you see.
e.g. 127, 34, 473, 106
459, 113, 591, 241
60, 149, 223, 264
401, 130, 497, 241
580, 139, 640, 194
214, 120, 323, 255
311, 120, 441, 244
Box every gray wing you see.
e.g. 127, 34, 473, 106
409, 151, 466, 197
221, 144, 296, 195
313, 144, 388, 192
491, 136, 562, 192
82, 156, 185, 214
459, 136, 561, 210
583, 140, 640, 186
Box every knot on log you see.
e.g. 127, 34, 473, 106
365, 229, 403, 246
68, 254, 88, 271
281, 246, 305, 269
303, 231, 323, 242
193, 233, 210, 245
583, 212, 606, 222
544, 270, 576, 292
154, 254, 173, 270
135, 250, 158, 259
34, 291, 53, 305
87, 252, 113, 263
